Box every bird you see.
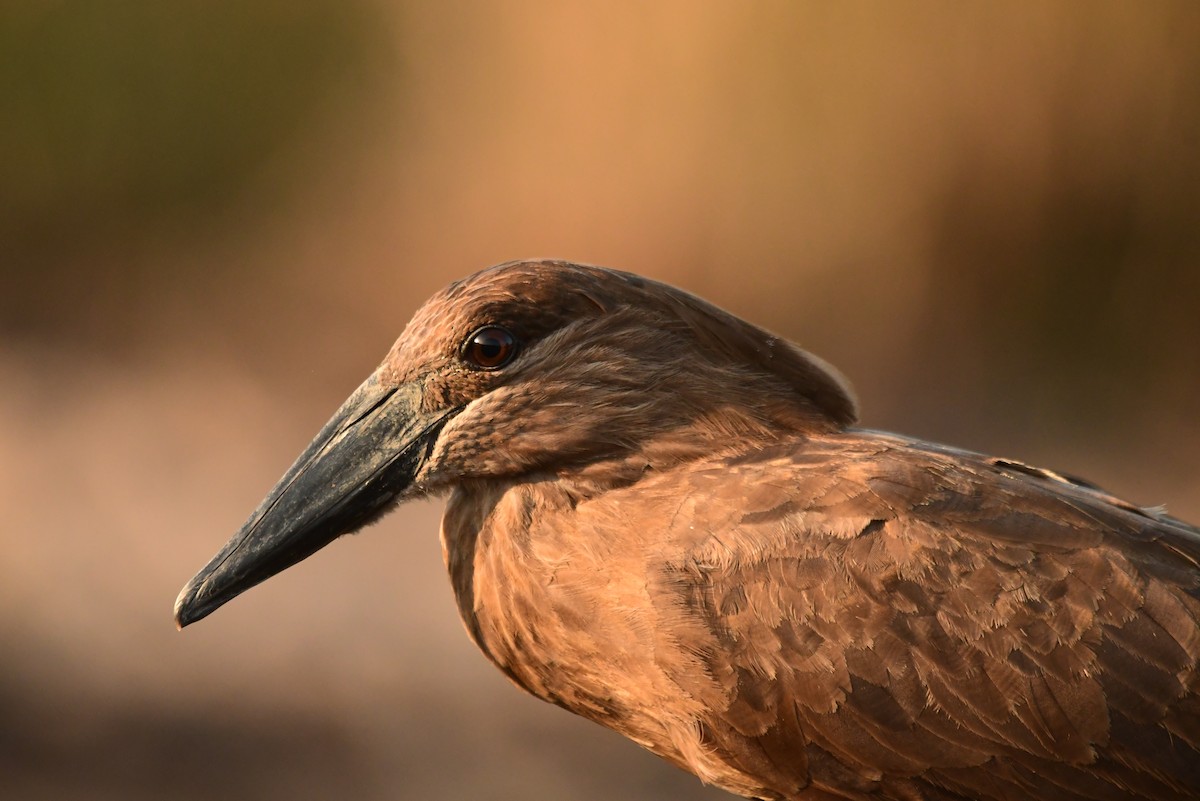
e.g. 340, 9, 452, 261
175, 259, 1200, 801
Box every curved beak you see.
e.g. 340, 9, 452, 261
174, 376, 452, 629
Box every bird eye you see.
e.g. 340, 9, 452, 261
462, 326, 518, 370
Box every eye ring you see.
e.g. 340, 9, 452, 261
462, 325, 519, 370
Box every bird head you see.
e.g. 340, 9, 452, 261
174, 260, 856, 627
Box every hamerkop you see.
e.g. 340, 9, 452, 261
176, 260, 1200, 801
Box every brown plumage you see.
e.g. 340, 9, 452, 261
175, 260, 1200, 801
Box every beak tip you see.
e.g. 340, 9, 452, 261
173, 579, 207, 630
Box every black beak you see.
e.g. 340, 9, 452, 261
174, 376, 452, 628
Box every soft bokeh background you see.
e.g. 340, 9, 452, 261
3, 3, 1198, 799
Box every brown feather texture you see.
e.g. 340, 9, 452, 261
176, 260, 1200, 801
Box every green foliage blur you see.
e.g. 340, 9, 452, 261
1, 0, 383, 331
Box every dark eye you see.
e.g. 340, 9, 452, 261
462, 326, 518, 370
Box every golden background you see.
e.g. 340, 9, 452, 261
3, 3, 1198, 799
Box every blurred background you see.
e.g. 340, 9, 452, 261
3, 2, 1198, 799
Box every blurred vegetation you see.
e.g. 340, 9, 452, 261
914, 9, 1200, 435
0, 0, 387, 337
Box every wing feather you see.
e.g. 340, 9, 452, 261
657, 431, 1200, 800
